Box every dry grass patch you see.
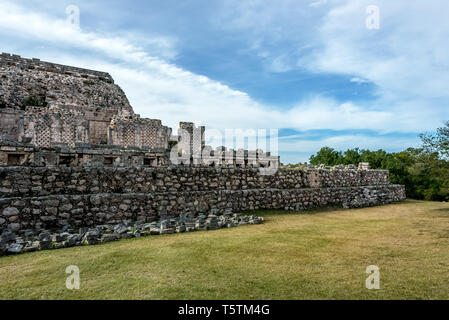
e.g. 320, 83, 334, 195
0, 200, 448, 299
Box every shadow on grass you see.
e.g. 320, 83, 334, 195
432, 207, 449, 212
240, 200, 416, 218
240, 206, 346, 217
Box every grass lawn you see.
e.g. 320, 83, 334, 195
1, 199, 449, 300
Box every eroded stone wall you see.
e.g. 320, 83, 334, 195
0, 53, 133, 113
0, 109, 23, 141
0, 166, 390, 198
0, 141, 168, 168
0, 53, 170, 150
0, 166, 405, 232
0, 186, 405, 233
109, 118, 171, 149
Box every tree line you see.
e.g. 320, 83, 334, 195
302, 121, 449, 201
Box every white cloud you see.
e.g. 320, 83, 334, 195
214, 0, 449, 133
0, 0, 445, 163
0, 1, 177, 61
268, 54, 294, 73
350, 77, 370, 84
309, 0, 328, 8
305, 0, 449, 102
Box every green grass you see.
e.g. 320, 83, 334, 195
1, 199, 449, 299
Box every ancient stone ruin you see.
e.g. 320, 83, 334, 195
0, 53, 278, 169
0, 53, 406, 254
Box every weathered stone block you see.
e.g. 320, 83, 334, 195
2, 207, 19, 217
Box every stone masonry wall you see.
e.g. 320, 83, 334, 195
0, 166, 390, 198
0, 108, 23, 141
0, 166, 406, 232
109, 118, 171, 149
0, 186, 405, 233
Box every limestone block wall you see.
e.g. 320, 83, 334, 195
17, 105, 170, 149
0, 142, 168, 168
0, 144, 36, 166
0, 166, 390, 198
0, 53, 113, 80
109, 118, 171, 149
0, 166, 405, 232
84, 107, 120, 145
23, 107, 88, 147
0, 186, 405, 232
0, 108, 23, 141
178, 122, 205, 155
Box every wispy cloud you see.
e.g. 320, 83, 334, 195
214, 0, 449, 129
350, 77, 370, 84
0, 0, 446, 163
0, 1, 177, 61
309, 0, 328, 8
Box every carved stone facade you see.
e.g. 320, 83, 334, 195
174, 122, 280, 169
178, 122, 205, 156
0, 54, 279, 169
109, 117, 171, 149
0, 141, 167, 168
0, 53, 170, 152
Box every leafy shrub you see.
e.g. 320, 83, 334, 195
23, 95, 47, 107
83, 80, 95, 86
168, 140, 178, 149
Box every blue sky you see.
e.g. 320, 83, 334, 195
1, 0, 448, 163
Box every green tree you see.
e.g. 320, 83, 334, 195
305, 121, 449, 201
342, 148, 361, 165
307, 146, 448, 201
309, 147, 343, 166
419, 120, 449, 159
359, 149, 388, 169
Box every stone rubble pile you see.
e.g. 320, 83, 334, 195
0, 212, 264, 256
0, 53, 133, 112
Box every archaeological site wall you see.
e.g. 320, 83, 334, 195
0, 166, 406, 233
0, 53, 406, 236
